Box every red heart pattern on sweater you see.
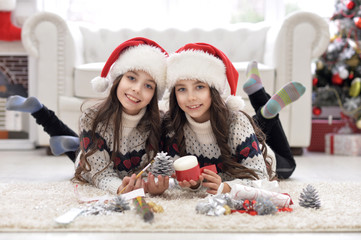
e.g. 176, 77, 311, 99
131, 156, 140, 166
97, 139, 104, 149
82, 137, 90, 150
114, 157, 121, 166
239, 147, 250, 157
172, 143, 179, 152
252, 141, 258, 152
123, 159, 131, 170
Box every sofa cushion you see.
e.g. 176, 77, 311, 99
74, 62, 107, 98
80, 25, 270, 64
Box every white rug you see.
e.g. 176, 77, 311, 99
1, 180, 361, 232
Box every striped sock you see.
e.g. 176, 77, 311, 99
261, 82, 306, 119
243, 61, 263, 95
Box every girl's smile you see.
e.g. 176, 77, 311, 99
175, 79, 211, 123
187, 104, 202, 109
125, 93, 141, 103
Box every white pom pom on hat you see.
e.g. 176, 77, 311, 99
225, 95, 245, 111
91, 37, 168, 99
91, 76, 110, 93
167, 42, 244, 110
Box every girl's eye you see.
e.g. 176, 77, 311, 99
127, 76, 135, 81
196, 85, 205, 90
176, 87, 185, 92
145, 84, 153, 89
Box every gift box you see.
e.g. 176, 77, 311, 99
308, 119, 346, 152
325, 133, 361, 156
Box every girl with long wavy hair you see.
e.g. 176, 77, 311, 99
163, 43, 276, 195
6, 37, 170, 195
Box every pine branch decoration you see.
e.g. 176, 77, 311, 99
299, 184, 321, 209
255, 197, 278, 215
150, 151, 174, 177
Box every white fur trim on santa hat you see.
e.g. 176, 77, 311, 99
225, 95, 245, 111
110, 44, 167, 98
0, 0, 16, 11
167, 50, 227, 93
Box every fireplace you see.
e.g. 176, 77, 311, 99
0, 41, 35, 149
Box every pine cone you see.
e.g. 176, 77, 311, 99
150, 151, 174, 177
299, 184, 321, 209
108, 196, 130, 212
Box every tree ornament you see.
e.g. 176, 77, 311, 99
354, 16, 361, 28
299, 184, 321, 209
150, 151, 174, 177
349, 78, 361, 97
254, 197, 278, 215
338, 66, 349, 79
356, 118, 361, 129
332, 73, 343, 85
346, 0, 356, 10
312, 106, 322, 116
346, 54, 359, 68
313, 77, 318, 86
316, 60, 324, 70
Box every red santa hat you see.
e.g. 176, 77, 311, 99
91, 37, 168, 99
167, 43, 244, 111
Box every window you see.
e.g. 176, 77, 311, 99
38, 0, 335, 29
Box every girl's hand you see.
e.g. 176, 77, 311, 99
178, 175, 204, 189
201, 169, 222, 194
117, 174, 144, 194
145, 173, 170, 195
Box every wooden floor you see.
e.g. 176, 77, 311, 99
1, 148, 360, 240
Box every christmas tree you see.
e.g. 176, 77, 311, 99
312, 0, 361, 130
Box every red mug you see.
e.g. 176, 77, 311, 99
173, 156, 217, 182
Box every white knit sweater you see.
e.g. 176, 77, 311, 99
166, 110, 274, 190
76, 107, 151, 195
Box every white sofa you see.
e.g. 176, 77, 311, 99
21, 11, 329, 150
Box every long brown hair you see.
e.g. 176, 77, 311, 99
74, 74, 161, 183
163, 86, 273, 180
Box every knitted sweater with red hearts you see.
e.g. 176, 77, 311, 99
75, 107, 151, 195
164, 111, 274, 190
